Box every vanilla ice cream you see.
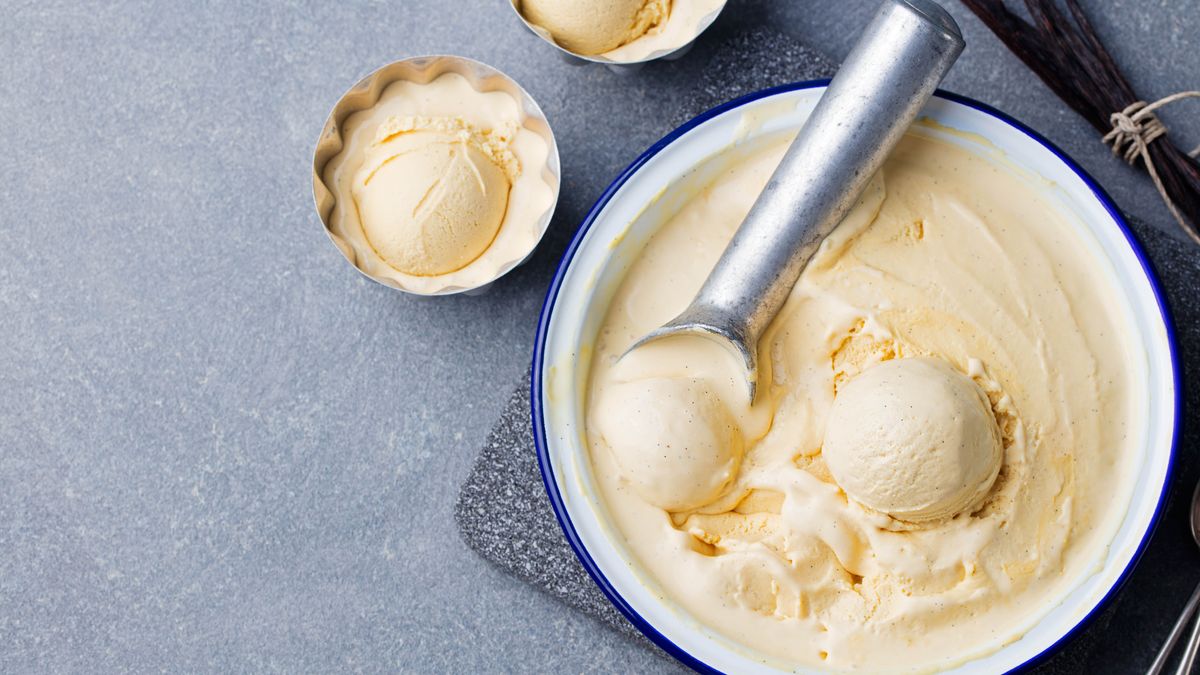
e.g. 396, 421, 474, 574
593, 376, 743, 511
352, 117, 516, 276
518, 0, 726, 62
322, 71, 555, 293
584, 125, 1141, 670
520, 0, 668, 55
823, 357, 1003, 523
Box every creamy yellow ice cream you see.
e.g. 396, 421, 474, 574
823, 357, 1003, 523
352, 116, 516, 276
585, 127, 1140, 670
594, 375, 743, 511
520, 0, 669, 56
323, 72, 555, 293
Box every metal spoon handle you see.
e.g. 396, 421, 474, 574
679, 0, 963, 354
1147, 580, 1200, 675
1177, 610, 1200, 675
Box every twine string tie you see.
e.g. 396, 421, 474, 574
1102, 91, 1200, 243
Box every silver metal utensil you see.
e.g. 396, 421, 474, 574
1147, 480, 1200, 675
627, 0, 964, 400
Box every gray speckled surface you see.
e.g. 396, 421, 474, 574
0, 0, 1197, 672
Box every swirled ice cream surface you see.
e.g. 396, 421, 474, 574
585, 129, 1140, 671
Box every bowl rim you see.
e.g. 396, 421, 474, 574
531, 79, 1181, 674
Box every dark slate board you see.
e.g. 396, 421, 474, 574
455, 24, 1200, 675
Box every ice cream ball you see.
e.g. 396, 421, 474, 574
822, 358, 1002, 523
594, 376, 743, 512
520, 0, 668, 55
352, 121, 512, 276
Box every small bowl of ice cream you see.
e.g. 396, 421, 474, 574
533, 82, 1177, 673
313, 56, 560, 295
509, 0, 726, 70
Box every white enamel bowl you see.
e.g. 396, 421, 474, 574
532, 82, 1179, 674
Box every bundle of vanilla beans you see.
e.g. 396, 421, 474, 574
961, 0, 1200, 243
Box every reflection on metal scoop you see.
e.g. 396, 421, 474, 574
626, 0, 964, 401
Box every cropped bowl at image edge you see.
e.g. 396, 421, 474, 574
508, 0, 727, 70
311, 55, 561, 296
533, 82, 1178, 673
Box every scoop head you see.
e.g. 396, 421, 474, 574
625, 309, 759, 401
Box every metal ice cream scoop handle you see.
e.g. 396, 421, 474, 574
628, 0, 964, 400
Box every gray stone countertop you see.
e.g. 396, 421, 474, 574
1, 0, 1197, 672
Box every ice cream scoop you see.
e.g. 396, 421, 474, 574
627, 0, 964, 401
822, 358, 1003, 522
351, 116, 516, 277
519, 0, 668, 56
593, 376, 744, 512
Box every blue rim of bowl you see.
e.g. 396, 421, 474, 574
530, 79, 1181, 674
